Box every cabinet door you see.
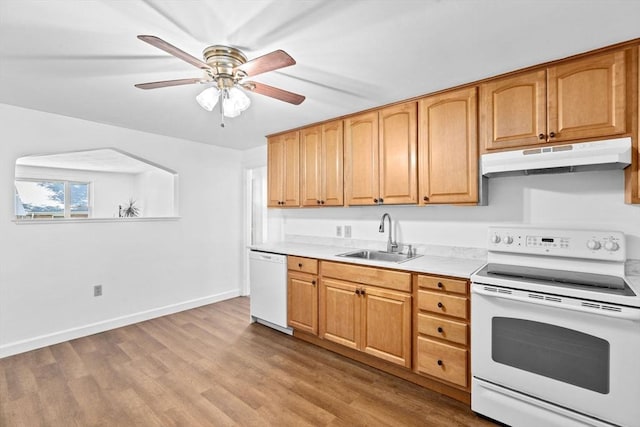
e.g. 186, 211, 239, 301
379, 102, 418, 204
480, 69, 547, 152
282, 131, 300, 207
361, 286, 412, 368
267, 136, 284, 207
418, 87, 478, 204
548, 50, 627, 143
300, 125, 323, 206
344, 111, 379, 205
319, 278, 360, 350
287, 271, 318, 335
321, 120, 344, 206
625, 46, 639, 204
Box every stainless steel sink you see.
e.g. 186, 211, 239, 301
337, 249, 422, 263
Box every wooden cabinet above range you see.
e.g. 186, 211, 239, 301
480, 49, 628, 153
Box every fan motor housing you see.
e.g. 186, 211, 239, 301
203, 45, 247, 76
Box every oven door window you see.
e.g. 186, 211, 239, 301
492, 317, 609, 394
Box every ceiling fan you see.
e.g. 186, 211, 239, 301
135, 35, 305, 126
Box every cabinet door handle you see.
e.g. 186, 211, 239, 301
317, 200, 321, 205
437, 359, 443, 366
437, 327, 443, 333
373, 198, 379, 203
549, 131, 556, 138
423, 196, 429, 202
361, 288, 366, 296
379, 198, 383, 204
356, 289, 361, 295
311, 280, 316, 286
538, 133, 545, 140
437, 302, 444, 308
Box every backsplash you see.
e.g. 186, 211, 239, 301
268, 169, 640, 260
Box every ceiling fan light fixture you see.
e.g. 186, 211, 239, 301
222, 87, 251, 118
196, 87, 219, 111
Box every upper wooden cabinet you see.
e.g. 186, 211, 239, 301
625, 46, 639, 204
481, 50, 628, 153
267, 131, 300, 207
418, 87, 479, 204
300, 120, 344, 207
344, 102, 418, 205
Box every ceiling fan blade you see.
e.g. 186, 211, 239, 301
244, 81, 305, 105
135, 78, 206, 90
137, 35, 211, 70
235, 50, 295, 77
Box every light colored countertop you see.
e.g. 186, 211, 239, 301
249, 241, 486, 279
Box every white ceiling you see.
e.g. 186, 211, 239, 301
16, 148, 165, 174
1, 0, 640, 151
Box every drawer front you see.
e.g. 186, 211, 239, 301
417, 313, 468, 346
288, 256, 318, 274
320, 261, 411, 292
418, 290, 468, 320
417, 275, 467, 295
416, 337, 468, 387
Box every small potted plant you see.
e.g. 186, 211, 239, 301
120, 198, 140, 217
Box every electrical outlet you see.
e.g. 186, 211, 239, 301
344, 225, 352, 238
336, 225, 343, 237
93, 285, 102, 297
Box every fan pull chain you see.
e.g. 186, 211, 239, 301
219, 89, 225, 127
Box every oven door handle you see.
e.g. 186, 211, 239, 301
472, 285, 640, 321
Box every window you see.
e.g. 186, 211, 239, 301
15, 180, 90, 219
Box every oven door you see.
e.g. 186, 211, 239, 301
471, 283, 640, 427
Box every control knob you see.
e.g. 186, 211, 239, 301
490, 234, 501, 244
586, 240, 601, 250
604, 241, 619, 252
504, 236, 514, 245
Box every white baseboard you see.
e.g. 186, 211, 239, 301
0, 290, 241, 358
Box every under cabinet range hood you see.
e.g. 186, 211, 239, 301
480, 137, 632, 177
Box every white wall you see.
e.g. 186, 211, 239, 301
0, 103, 244, 357
264, 166, 640, 259
134, 168, 176, 217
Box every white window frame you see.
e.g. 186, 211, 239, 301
15, 179, 92, 219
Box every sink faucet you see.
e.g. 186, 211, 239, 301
379, 213, 398, 253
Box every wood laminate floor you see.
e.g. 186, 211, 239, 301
0, 297, 497, 426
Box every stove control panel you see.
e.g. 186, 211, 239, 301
487, 226, 625, 261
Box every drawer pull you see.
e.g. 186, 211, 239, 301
437, 302, 444, 308
298, 263, 302, 267
437, 327, 443, 333
437, 359, 443, 366
437, 282, 443, 289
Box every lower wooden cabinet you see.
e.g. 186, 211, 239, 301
287, 256, 318, 335
319, 262, 412, 368
286, 257, 472, 402
416, 337, 468, 387
414, 274, 470, 390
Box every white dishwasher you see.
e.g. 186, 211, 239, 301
249, 250, 292, 335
